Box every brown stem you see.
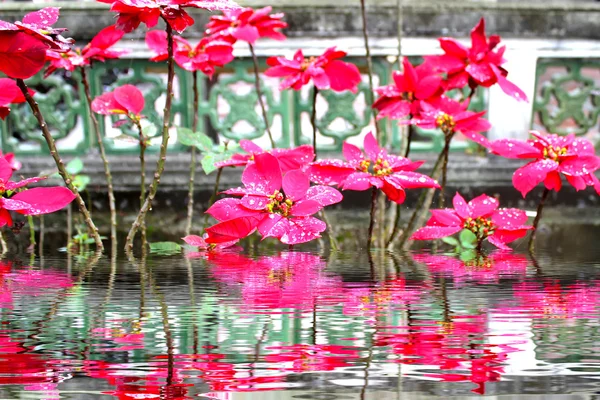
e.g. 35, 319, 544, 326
134, 120, 147, 245
16, 78, 103, 251
125, 22, 175, 251
403, 124, 413, 158
185, 71, 200, 236
81, 66, 117, 247
204, 166, 224, 228
360, 0, 381, 140
438, 133, 453, 209
249, 44, 275, 149
311, 87, 319, 160
395, 149, 445, 249
528, 187, 550, 252
367, 187, 378, 250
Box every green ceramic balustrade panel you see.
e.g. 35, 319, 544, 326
532, 58, 600, 139
0, 72, 92, 155
198, 59, 291, 148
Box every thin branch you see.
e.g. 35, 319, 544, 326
81, 66, 117, 247
529, 188, 550, 252
125, 22, 176, 251
311, 87, 319, 160
185, 71, 200, 236
16, 78, 103, 251
249, 43, 275, 149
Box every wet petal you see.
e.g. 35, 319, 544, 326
513, 159, 558, 197
491, 208, 529, 228
388, 171, 440, 189
205, 216, 260, 243
363, 132, 380, 160
206, 197, 257, 221
559, 155, 600, 177
411, 225, 463, 240
282, 170, 310, 201
544, 170, 562, 191
343, 142, 363, 163
11, 187, 75, 215
491, 139, 541, 159
429, 209, 462, 226
182, 235, 207, 248
468, 194, 499, 218
341, 172, 373, 191
290, 199, 322, 216
304, 185, 343, 207
242, 152, 282, 195
279, 217, 326, 245
308, 160, 354, 186
452, 192, 471, 219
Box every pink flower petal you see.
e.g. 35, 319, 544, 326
205, 216, 260, 243
282, 170, 310, 201
279, 217, 326, 244
22, 7, 60, 27
241, 195, 270, 210
544, 170, 562, 191
513, 159, 558, 197
468, 194, 498, 218
0, 157, 13, 183
309, 160, 354, 186
10, 187, 75, 215
452, 192, 471, 219
363, 132, 380, 161
341, 172, 373, 191
206, 197, 256, 221
323, 60, 361, 93
182, 235, 206, 248
486, 234, 511, 250
240, 139, 263, 153
489, 64, 528, 102
388, 171, 440, 189
242, 152, 282, 195
566, 174, 586, 191
0, 31, 48, 79
491, 208, 529, 229
411, 225, 463, 240
258, 213, 285, 239
114, 84, 145, 115
381, 177, 406, 204
232, 24, 260, 44
559, 155, 600, 177
491, 139, 541, 159
429, 209, 462, 226
290, 199, 322, 216
272, 145, 314, 172
303, 185, 343, 207
343, 142, 363, 163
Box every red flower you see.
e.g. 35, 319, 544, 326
0, 32, 49, 79
0, 8, 73, 51
412, 96, 491, 148
45, 25, 127, 76
146, 30, 234, 77
205, 153, 342, 245
309, 132, 439, 204
215, 139, 314, 171
182, 233, 241, 258
426, 18, 527, 101
0, 156, 75, 227
205, 6, 287, 44
91, 84, 145, 126
491, 131, 600, 197
0, 151, 21, 171
411, 192, 532, 250
372, 57, 443, 121
265, 47, 361, 92
99, 0, 240, 33
0, 78, 32, 120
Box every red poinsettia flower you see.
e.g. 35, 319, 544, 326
0, 156, 75, 227
265, 47, 361, 92
309, 132, 439, 204
146, 30, 234, 77
0, 151, 21, 171
205, 6, 287, 45
91, 84, 145, 126
215, 139, 314, 171
99, 0, 240, 33
372, 57, 443, 121
490, 131, 600, 197
411, 192, 532, 250
426, 18, 527, 101
205, 153, 342, 245
0, 78, 34, 120
0, 8, 73, 51
412, 96, 491, 148
45, 25, 127, 76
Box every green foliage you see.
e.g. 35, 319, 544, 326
49, 158, 90, 191
176, 128, 240, 175
443, 229, 478, 253
65, 158, 84, 175
149, 241, 182, 255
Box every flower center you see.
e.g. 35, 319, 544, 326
267, 268, 293, 285
435, 113, 456, 135
358, 158, 392, 176
300, 57, 317, 71
463, 216, 495, 239
464, 256, 493, 271
402, 91, 415, 101
266, 190, 293, 217
542, 145, 567, 161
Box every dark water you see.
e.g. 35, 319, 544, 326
1, 241, 600, 399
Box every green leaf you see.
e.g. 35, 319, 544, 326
149, 241, 182, 255
142, 124, 157, 138
66, 158, 84, 175
201, 154, 217, 175
459, 249, 477, 262
72, 175, 90, 192
177, 127, 214, 151
459, 229, 477, 245
442, 236, 459, 246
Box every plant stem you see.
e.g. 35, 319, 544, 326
27, 215, 35, 249
311, 87, 319, 160
16, 78, 103, 251
403, 124, 413, 158
395, 149, 445, 249
0, 231, 7, 255
125, 22, 175, 251
81, 66, 117, 247
359, 0, 381, 141
529, 187, 550, 252
185, 71, 200, 237
249, 43, 275, 149
438, 133, 453, 209
367, 187, 378, 250
133, 120, 147, 245
204, 166, 224, 228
